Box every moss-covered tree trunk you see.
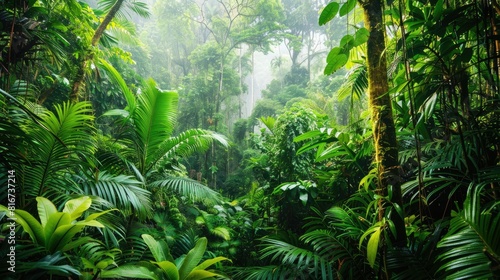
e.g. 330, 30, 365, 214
361, 0, 406, 246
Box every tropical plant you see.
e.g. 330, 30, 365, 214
0, 196, 114, 254
434, 184, 500, 279
101, 234, 231, 279
98, 62, 229, 205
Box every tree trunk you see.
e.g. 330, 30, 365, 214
70, 0, 126, 101
361, 0, 406, 246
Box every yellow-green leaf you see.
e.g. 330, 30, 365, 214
367, 227, 382, 268
36, 197, 57, 228
63, 196, 92, 220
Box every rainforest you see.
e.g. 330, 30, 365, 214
0, 0, 499, 279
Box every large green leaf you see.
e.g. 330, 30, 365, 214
133, 79, 178, 173
319, 2, 339, 26
6, 208, 45, 245
100, 264, 160, 279
24, 101, 95, 203
178, 238, 208, 280
154, 261, 179, 280
46, 224, 85, 253
142, 234, 172, 262
184, 270, 222, 280
43, 212, 71, 244
36, 196, 58, 228
436, 184, 500, 279
194, 256, 230, 271
62, 196, 92, 220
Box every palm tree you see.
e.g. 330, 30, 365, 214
99, 61, 229, 205
70, 0, 150, 100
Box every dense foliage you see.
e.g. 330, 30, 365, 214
1, 0, 499, 279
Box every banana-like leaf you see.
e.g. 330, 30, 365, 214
178, 238, 208, 280
99, 264, 160, 279
154, 261, 179, 280
142, 233, 173, 262
36, 196, 58, 228
184, 269, 223, 280
194, 256, 230, 271
62, 196, 92, 220
43, 212, 71, 244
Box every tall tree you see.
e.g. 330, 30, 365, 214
70, 0, 149, 101
361, 0, 405, 247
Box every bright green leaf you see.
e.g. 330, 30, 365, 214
367, 227, 382, 268
339, 0, 356, 16
36, 197, 57, 228
62, 196, 92, 220
319, 2, 340, 26
324, 54, 348, 75
353, 28, 370, 46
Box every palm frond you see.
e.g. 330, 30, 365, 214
149, 177, 222, 205
22, 101, 96, 205
98, 0, 151, 20
337, 61, 367, 102
158, 129, 229, 163
78, 172, 152, 220
259, 236, 331, 278
436, 184, 500, 279
234, 265, 306, 280
97, 58, 136, 114
132, 79, 178, 173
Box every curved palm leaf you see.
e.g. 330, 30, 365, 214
132, 79, 178, 174
98, 0, 151, 20
234, 265, 304, 280
78, 172, 152, 220
149, 177, 222, 205
22, 101, 95, 205
435, 184, 500, 279
337, 61, 367, 102
159, 128, 229, 163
